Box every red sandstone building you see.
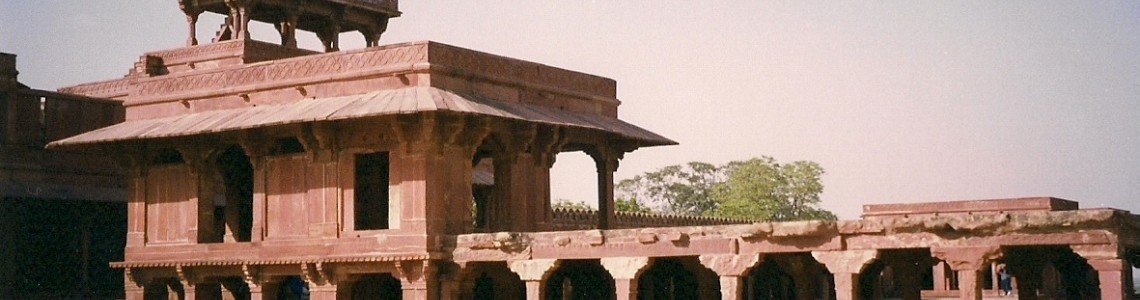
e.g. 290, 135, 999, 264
11, 1, 1139, 299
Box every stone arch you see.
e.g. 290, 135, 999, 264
351, 273, 402, 299
546, 259, 615, 300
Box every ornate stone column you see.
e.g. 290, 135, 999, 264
600, 257, 652, 300
123, 269, 145, 300
931, 246, 1002, 300
699, 254, 762, 300
509, 259, 561, 300
812, 250, 878, 300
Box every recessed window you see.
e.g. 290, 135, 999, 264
355, 152, 390, 230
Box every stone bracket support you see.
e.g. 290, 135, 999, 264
699, 254, 762, 300
600, 257, 652, 300
932, 246, 1003, 300
509, 259, 561, 300
812, 250, 878, 300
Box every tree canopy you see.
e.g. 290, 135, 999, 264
616, 157, 836, 221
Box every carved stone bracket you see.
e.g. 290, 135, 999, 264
395, 260, 435, 284
299, 123, 339, 162
812, 250, 879, 274
698, 254, 763, 276
302, 262, 336, 286
508, 259, 561, 282
931, 246, 1003, 271
600, 257, 651, 280
241, 264, 263, 288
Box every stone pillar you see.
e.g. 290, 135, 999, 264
124, 270, 145, 300
586, 146, 622, 230
812, 250, 878, 300
932, 246, 1002, 300
699, 254, 763, 300
509, 259, 561, 300
932, 261, 947, 291
1072, 244, 1129, 300
1086, 259, 1128, 300
600, 257, 652, 300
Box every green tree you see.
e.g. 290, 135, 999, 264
615, 162, 725, 215
551, 199, 593, 211
616, 157, 837, 221
615, 197, 652, 213
711, 157, 836, 221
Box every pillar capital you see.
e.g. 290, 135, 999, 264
811, 250, 878, 274
600, 257, 651, 280
508, 259, 561, 282
931, 246, 1002, 271
699, 254, 762, 276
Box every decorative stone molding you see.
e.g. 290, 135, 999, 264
600, 257, 651, 280
698, 254, 762, 276
508, 259, 560, 282
811, 250, 879, 274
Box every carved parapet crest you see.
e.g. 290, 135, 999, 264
811, 250, 879, 274
508, 259, 561, 282
699, 254, 762, 276
600, 257, 651, 280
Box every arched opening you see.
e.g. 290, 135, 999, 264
549, 151, 599, 209
470, 150, 494, 233
638, 258, 708, 300
463, 262, 525, 300
744, 254, 826, 300
546, 260, 615, 300
215, 145, 254, 242
747, 259, 795, 300
351, 273, 402, 300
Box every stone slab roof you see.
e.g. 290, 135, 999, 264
48, 87, 675, 148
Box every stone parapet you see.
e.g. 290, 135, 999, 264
862, 197, 1078, 218
550, 208, 752, 230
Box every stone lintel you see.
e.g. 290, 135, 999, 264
811, 250, 878, 274
1071, 244, 1121, 260
931, 246, 1002, 271
599, 257, 651, 280
508, 259, 560, 282
698, 254, 762, 277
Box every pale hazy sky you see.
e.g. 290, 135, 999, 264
2, 1, 1138, 219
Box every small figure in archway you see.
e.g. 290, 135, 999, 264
998, 264, 1013, 296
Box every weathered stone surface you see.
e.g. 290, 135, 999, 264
771, 220, 837, 237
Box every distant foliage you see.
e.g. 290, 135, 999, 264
616, 157, 837, 221
552, 199, 594, 211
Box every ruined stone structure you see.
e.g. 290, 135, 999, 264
36, 1, 1140, 299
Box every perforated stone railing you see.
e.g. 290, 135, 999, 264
550, 208, 753, 230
